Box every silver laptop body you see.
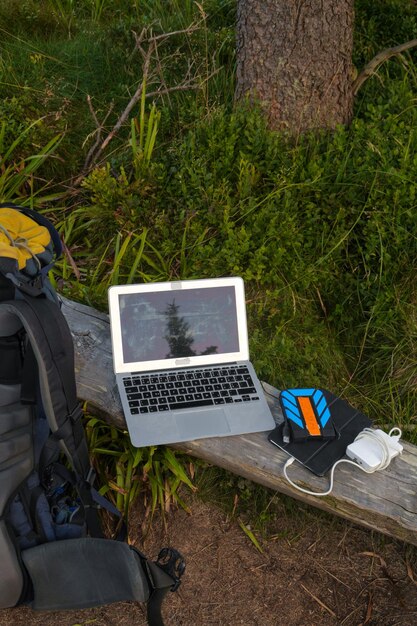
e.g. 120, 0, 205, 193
108, 277, 275, 447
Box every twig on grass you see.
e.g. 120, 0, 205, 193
353, 39, 417, 95
300, 582, 336, 618
74, 24, 202, 187
87, 35, 155, 168
81, 95, 114, 174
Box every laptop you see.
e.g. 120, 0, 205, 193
108, 277, 275, 447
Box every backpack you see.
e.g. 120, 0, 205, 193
0, 202, 184, 624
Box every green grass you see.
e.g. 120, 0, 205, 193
84, 415, 196, 531
1, 0, 417, 521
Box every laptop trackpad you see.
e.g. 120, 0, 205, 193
174, 408, 231, 440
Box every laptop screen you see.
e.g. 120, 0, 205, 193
108, 278, 250, 373
119, 286, 239, 364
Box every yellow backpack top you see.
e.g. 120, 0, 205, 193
0, 202, 61, 298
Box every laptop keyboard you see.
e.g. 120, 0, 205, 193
122, 365, 260, 414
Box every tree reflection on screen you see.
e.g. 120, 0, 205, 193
164, 300, 218, 358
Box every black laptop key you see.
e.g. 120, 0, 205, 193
125, 386, 138, 394
238, 387, 257, 395
127, 392, 142, 400
214, 398, 225, 405
158, 405, 169, 411
170, 399, 214, 410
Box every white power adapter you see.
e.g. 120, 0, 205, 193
283, 426, 403, 497
346, 428, 403, 472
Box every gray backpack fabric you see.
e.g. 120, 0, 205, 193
0, 203, 184, 625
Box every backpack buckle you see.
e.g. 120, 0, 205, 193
69, 403, 83, 423
156, 548, 185, 592
31, 274, 44, 290
86, 466, 96, 485
6, 272, 44, 297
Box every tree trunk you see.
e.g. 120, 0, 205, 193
236, 0, 355, 134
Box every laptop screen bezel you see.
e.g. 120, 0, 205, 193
108, 277, 249, 373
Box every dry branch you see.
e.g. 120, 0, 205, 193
81, 96, 114, 174
353, 39, 417, 95
74, 24, 202, 186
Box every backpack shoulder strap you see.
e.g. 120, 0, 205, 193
0, 296, 102, 536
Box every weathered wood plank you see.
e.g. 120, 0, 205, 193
61, 296, 417, 546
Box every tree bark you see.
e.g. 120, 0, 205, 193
236, 0, 355, 134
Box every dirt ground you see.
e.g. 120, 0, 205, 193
2, 492, 417, 626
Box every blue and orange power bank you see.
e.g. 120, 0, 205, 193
280, 388, 336, 442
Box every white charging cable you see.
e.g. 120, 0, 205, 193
283, 427, 403, 497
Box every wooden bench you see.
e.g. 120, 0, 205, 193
62, 297, 417, 546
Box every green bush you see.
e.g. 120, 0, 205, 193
1, 0, 416, 480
